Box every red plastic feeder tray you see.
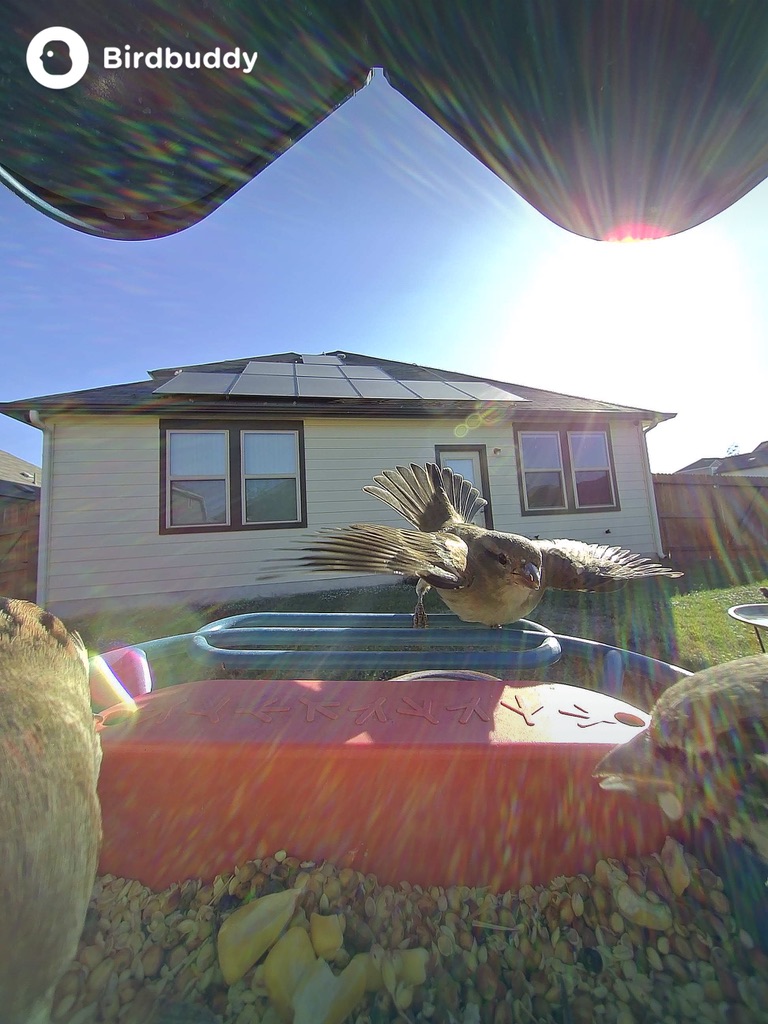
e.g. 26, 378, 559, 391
96, 676, 677, 892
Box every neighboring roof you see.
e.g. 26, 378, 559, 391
676, 440, 768, 475
0, 351, 675, 427
0, 449, 41, 487
676, 457, 722, 474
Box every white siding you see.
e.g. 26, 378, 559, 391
43, 414, 663, 613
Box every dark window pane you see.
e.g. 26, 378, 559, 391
170, 480, 227, 525
575, 470, 614, 506
245, 478, 298, 523
525, 471, 565, 509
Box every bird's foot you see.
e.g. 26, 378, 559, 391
412, 602, 429, 629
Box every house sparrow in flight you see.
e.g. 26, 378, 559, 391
0, 598, 102, 1024
594, 655, 768, 868
289, 462, 683, 627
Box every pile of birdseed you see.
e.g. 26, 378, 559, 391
54, 840, 768, 1024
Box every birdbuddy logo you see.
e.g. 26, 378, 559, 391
25, 26, 259, 89
26, 27, 89, 89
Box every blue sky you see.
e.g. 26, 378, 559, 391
1, 69, 766, 473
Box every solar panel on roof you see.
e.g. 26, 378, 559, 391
295, 364, 348, 378
152, 372, 238, 395
352, 379, 420, 399
451, 382, 527, 402
241, 361, 296, 375
296, 377, 359, 398
300, 355, 343, 365
399, 380, 470, 400
340, 366, 393, 380
228, 375, 297, 397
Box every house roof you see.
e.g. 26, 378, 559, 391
676, 441, 768, 475
0, 351, 675, 427
675, 457, 722, 474
0, 449, 41, 487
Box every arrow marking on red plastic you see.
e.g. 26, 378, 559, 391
300, 698, 340, 722
558, 703, 616, 728
500, 693, 543, 726
396, 696, 439, 724
138, 697, 188, 725
188, 697, 232, 724
446, 697, 491, 725
348, 697, 390, 725
235, 699, 292, 724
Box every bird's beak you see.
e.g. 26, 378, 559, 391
521, 561, 541, 589
593, 729, 689, 822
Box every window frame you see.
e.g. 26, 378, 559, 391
515, 425, 620, 516
160, 419, 307, 534
240, 429, 302, 527
567, 430, 617, 510
166, 428, 231, 529
517, 431, 568, 513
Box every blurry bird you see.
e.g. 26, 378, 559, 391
760, 587, 768, 600
289, 462, 683, 627
594, 655, 768, 867
0, 598, 102, 1024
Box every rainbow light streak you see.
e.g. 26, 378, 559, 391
89, 653, 140, 713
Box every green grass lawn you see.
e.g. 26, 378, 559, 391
71, 561, 767, 681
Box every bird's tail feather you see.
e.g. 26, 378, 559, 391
363, 462, 486, 530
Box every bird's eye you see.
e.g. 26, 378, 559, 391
497, 552, 509, 566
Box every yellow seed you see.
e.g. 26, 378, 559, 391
353, 952, 383, 993
309, 914, 344, 960
614, 884, 672, 931
217, 887, 301, 985
398, 948, 429, 986
394, 982, 414, 1011
264, 926, 317, 1020
293, 956, 367, 1024
381, 955, 397, 995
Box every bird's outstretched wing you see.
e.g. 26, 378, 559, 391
289, 522, 471, 589
363, 463, 487, 531
535, 539, 683, 592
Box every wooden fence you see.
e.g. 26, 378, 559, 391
653, 473, 768, 563
0, 492, 40, 601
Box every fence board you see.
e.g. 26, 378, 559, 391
653, 473, 768, 562
0, 496, 40, 601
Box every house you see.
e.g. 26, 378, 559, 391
0, 450, 42, 602
0, 352, 674, 616
676, 441, 768, 478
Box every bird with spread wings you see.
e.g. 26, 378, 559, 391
288, 462, 683, 627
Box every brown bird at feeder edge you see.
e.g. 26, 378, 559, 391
594, 655, 768, 869
0, 598, 102, 1024
288, 462, 683, 627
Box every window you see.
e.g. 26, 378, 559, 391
160, 420, 306, 533
518, 432, 567, 511
517, 428, 619, 514
167, 430, 229, 526
242, 431, 300, 524
568, 432, 615, 508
